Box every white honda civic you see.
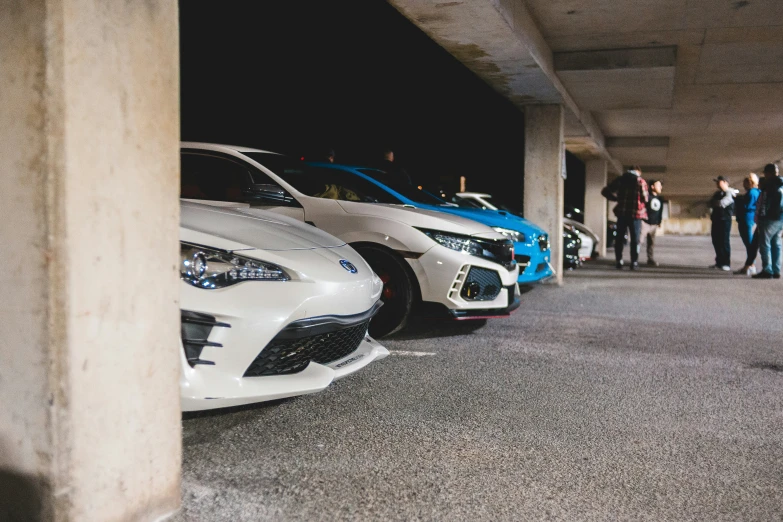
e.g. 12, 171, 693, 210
179, 201, 388, 411
180, 142, 521, 337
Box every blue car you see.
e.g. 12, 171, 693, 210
307, 163, 554, 284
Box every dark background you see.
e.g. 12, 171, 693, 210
179, 0, 585, 216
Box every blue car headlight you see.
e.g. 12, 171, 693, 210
492, 227, 525, 243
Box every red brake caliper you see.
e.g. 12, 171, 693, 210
379, 273, 396, 300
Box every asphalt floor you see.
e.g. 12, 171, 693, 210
176, 235, 783, 521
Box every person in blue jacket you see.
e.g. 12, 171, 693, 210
734, 172, 761, 275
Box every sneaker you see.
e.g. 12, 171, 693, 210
719, 265, 731, 271
774, 274, 781, 279
615, 260, 624, 270
749, 266, 757, 275
752, 271, 774, 279
647, 259, 659, 266
734, 266, 751, 275
630, 262, 639, 271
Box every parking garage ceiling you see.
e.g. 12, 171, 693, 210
387, 0, 783, 197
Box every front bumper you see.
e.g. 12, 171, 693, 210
447, 283, 521, 319
514, 242, 553, 283
405, 243, 519, 313
417, 283, 521, 319
179, 279, 388, 412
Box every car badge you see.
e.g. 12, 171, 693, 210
340, 259, 358, 274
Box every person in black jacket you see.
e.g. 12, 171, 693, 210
709, 176, 734, 271
377, 148, 413, 185
601, 167, 649, 270
752, 163, 783, 279
641, 179, 663, 266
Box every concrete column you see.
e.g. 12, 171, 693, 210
0, 1, 181, 521
584, 159, 609, 257
524, 105, 565, 284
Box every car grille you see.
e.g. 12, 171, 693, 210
475, 237, 515, 270
515, 255, 531, 269
461, 267, 502, 301
243, 320, 370, 377
181, 310, 230, 366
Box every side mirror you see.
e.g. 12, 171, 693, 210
244, 184, 294, 204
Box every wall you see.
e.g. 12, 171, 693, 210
0, 1, 182, 520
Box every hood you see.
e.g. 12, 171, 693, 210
420, 205, 546, 236
335, 200, 503, 238
180, 200, 345, 251
563, 217, 599, 242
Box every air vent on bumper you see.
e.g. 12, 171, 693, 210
181, 310, 230, 366
243, 302, 382, 377
460, 267, 502, 301
244, 321, 370, 377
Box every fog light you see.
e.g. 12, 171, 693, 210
461, 281, 481, 300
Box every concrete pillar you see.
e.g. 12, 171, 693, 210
0, 1, 181, 521
584, 159, 609, 257
524, 105, 565, 284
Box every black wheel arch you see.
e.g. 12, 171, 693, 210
349, 241, 423, 303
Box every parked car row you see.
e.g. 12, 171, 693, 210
179, 142, 565, 411
451, 193, 602, 271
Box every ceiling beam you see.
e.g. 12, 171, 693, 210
606, 137, 670, 148
553, 46, 677, 72
385, 0, 623, 171
630, 165, 667, 173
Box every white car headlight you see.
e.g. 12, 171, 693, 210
418, 229, 483, 256
180, 242, 289, 289
492, 227, 525, 243
417, 228, 515, 270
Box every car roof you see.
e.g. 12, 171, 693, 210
311, 165, 542, 234
457, 192, 492, 198
307, 162, 385, 173
306, 162, 410, 198
181, 141, 282, 155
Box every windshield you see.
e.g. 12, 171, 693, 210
356, 169, 447, 206
452, 196, 485, 209
244, 153, 402, 204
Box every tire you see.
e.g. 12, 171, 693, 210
355, 244, 415, 338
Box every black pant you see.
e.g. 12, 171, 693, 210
615, 216, 642, 263
711, 219, 732, 266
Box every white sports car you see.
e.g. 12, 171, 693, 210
179, 201, 388, 411
180, 143, 521, 337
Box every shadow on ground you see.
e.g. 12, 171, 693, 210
385, 317, 489, 341
569, 257, 756, 280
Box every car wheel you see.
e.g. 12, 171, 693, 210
355, 245, 415, 338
